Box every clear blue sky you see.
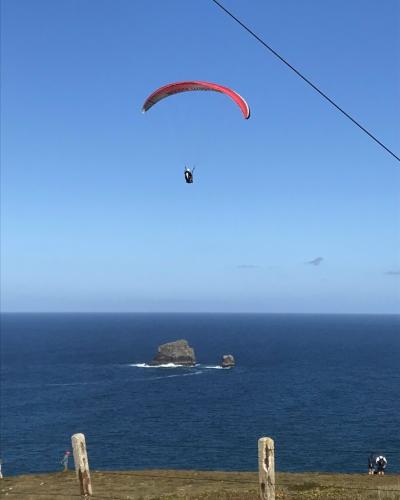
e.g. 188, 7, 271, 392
1, 0, 399, 313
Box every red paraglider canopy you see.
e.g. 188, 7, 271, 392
142, 81, 250, 119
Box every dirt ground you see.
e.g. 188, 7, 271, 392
1, 469, 399, 499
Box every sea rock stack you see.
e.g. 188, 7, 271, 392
221, 354, 235, 368
149, 339, 196, 366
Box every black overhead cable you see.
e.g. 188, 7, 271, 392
211, 0, 400, 163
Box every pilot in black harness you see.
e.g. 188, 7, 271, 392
184, 166, 195, 184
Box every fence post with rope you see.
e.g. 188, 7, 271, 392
258, 437, 275, 500
71, 433, 93, 496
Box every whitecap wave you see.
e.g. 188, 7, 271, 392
203, 365, 225, 369
132, 370, 204, 381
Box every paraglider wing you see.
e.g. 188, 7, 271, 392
142, 81, 250, 119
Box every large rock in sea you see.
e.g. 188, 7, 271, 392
149, 339, 196, 366
221, 354, 235, 368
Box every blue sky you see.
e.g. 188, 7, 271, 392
1, 0, 399, 313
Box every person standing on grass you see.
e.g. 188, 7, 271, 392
61, 451, 71, 472
376, 455, 387, 475
368, 453, 374, 475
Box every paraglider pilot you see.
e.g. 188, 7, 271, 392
184, 166, 194, 184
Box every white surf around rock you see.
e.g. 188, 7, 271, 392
130, 363, 230, 370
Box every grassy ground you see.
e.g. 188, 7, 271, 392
1, 470, 399, 499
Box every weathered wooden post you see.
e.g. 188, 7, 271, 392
258, 437, 275, 500
71, 433, 93, 496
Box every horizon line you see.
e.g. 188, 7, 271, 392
1, 311, 399, 316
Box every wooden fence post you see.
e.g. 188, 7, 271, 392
71, 433, 93, 496
258, 437, 275, 500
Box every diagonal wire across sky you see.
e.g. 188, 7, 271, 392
211, 0, 400, 163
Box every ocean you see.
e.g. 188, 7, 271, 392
1, 313, 399, 476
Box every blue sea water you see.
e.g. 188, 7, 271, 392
1, 313, 399, 476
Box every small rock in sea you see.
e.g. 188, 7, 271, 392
221, 354, 235, 368
149, 339, 196, 366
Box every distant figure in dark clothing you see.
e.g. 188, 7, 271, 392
376, 456, 387, 475
368, 453, 374, 475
